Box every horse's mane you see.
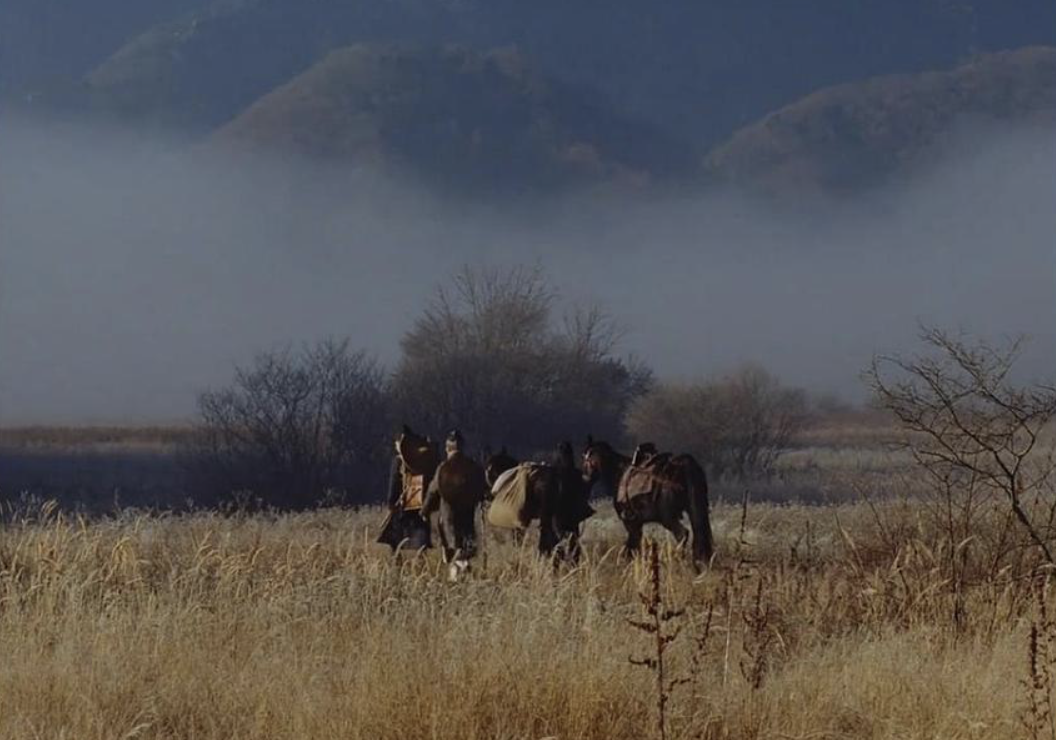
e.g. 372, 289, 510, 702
584, 438, 629, 465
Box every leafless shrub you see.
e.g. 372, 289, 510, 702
866, 326, 1056, 567
393, 265, 650, 452
626, 364, 811, 481
186, 338, 391, 510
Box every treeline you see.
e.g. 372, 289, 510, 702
185, 266, 818, 510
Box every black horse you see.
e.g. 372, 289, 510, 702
484, 443, 593, 560
582, 438, 713, 568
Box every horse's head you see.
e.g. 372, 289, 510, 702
582, 437, 629, 499
484, 446, 518, 488
581, 438, 610, 484
555, 441, 575, 469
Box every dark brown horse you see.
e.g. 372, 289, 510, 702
426, 442, 488, 572
582, 438, 713, 568
484, 443, 593, 560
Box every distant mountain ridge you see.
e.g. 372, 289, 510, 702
6, 1, 1056, 197
212, 44, 693, 193
84, 0, 453, 132
706, 47, 1056, 195
77, 0, 1056, 149
0, 0, 206, 97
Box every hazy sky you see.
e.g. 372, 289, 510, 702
2, 117, 1054, 423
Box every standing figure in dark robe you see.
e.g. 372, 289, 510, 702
377, 426, 440, 552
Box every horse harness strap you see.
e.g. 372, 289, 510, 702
400, 462, 426, 511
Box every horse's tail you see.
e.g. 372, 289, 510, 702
684, 457, 714, 566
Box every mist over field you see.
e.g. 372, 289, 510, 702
1, 116, 1054, 424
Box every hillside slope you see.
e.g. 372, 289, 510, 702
0, 0, 206, 99
212, 44, 690, 193
706, 47, 1056, 195
84, 0, 449, 132
85, 0, 1056, 147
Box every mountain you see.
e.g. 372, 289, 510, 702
706, 47, 1056, 196
0, 0, 206, 100
83, 0, 1056, 148
13, 2, 1056, 197
212, 44, 691, 193
84, 0, 452, 132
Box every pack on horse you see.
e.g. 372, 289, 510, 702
424, 430, 488, 575
484, 442, 594, 560
377, 425, 440, 551
582, 438, 713, 569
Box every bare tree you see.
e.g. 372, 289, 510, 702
866, 326, 1056, 565
626, 364, 810, 481
186, 339, 391, 510
393, 265, 650, 453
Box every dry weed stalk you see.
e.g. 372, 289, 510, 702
689, 603, 716, 697
1023, 574, 1056, 740
739, 579, 775, 692
627, 541, 688, 740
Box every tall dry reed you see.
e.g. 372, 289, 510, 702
0, 501, 1041, 739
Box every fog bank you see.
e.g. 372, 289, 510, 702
2, 118, 1054, 423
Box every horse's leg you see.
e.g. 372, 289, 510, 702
535, 476, 560, 557
441, 500, 476, 581
438, 500, 456, 563
538, 514, 559, 556
685, 467, 714, 569
561, 529, 582, 564
623, 520, 643, 559
455, 503, 478, 560
663, 516, 690, 552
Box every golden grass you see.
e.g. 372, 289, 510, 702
0, 500, 1045, 740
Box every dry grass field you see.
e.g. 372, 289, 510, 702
0, 494, 1049, 740
2, 414, 1054, 740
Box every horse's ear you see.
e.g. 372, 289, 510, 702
500, 445, 508, 455
585, 434, 594, 447
401, 423, 412, 435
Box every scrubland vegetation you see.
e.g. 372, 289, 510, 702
2, 275, 1053, 738
0, 493, 1051, 740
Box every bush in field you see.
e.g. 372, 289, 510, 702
868, 326, 1056, 567
187, 339, 390, 510
626, 364, 810, 480
392, 265, 651, 454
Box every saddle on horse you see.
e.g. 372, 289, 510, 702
617, 444, 675, 515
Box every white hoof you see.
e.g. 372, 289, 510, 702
448, 559, 470, 582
